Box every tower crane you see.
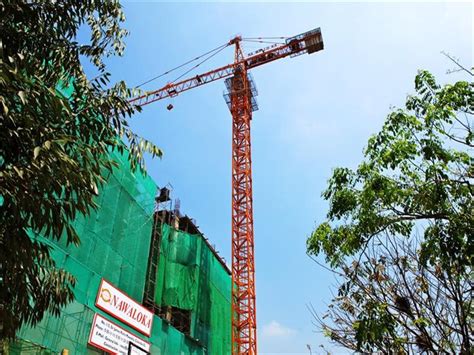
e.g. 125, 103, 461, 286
130, 27, 324, 355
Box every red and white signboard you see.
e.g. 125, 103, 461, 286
88, 313, 150, 355
95, 279, 153, 337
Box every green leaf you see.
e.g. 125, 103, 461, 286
13, 166, 24, 178
33, 146, 41, 159
1, 100, 9, 115
18, 90, 26, 104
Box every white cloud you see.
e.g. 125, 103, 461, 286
262, 321, 297, 338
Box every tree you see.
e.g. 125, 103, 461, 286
307, 68, 473, 271
307, 64, 473, 352
0, 2, 161, 339
309, 235, 473, 353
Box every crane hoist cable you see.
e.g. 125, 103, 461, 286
242, 39, 286, 45
242, 36, 288, 40
171, 43, 230, 83
135, 42, 230, 88
135, 38, 288, 89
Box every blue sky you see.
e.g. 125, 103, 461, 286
100, 1, 472, 353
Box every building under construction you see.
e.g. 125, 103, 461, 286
8, 151, 231, 354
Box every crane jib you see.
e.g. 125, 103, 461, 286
129, 27, 323, 109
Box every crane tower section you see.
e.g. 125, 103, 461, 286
224, 39, 259, 355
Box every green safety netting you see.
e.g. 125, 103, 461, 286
8, 339, 54, 355
12, 151, 231, 354
155, 224, 232, 354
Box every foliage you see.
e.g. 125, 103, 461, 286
0, 1, 161, 339
307, 68, 473, 271
310, 236, 473, 353
307, 63, 473, 351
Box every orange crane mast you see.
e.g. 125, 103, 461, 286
130, 27, 324, 355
